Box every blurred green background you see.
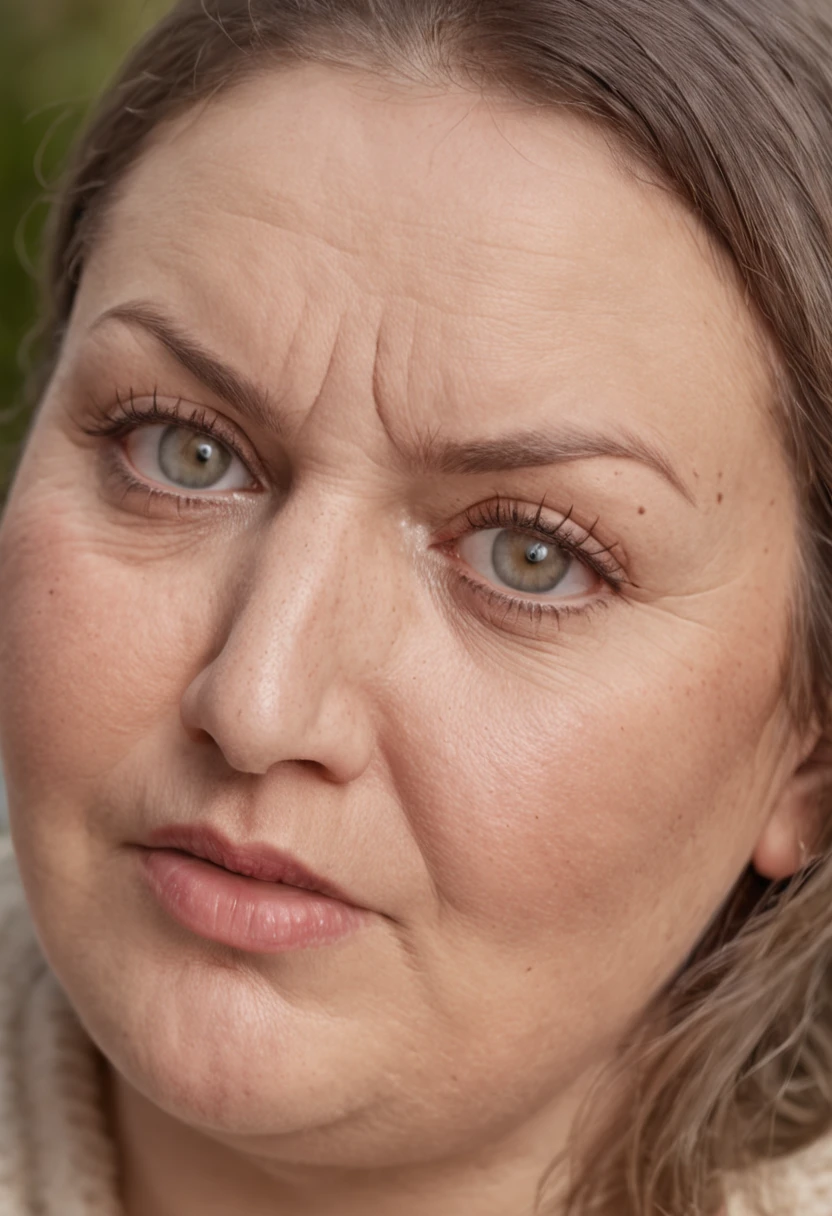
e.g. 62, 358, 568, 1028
0, 0, 172, 492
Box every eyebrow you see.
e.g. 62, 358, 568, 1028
91, 301, 693, 503
415, 426, 694, 502
92, 301, 281, 435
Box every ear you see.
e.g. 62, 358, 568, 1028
752, 730, 832, 880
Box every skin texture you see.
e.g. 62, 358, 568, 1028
0, 66, 822, 1216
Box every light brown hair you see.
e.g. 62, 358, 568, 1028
29, 1, 832, 1211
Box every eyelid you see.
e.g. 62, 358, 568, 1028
86, 400, 627, 620
432, 495, 628, 631
123, 424, 254, 495
82, 390, 267, 492
437, 496, 627, 587
456, 570, 614, 631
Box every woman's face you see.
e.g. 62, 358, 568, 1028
0, 67, 811, 1172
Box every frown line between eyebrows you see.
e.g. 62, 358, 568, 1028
89, 300, 694, 503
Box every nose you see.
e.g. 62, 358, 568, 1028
180, 501, 396, 782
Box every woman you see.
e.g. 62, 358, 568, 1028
1, 0, 831, 1212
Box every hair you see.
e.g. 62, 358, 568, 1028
24, 0, 832, 1211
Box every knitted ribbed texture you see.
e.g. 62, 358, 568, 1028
0, 839, 122, 1215
727, 1134, 832, 1215
0, 836, 829, 1214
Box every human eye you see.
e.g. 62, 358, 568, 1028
125, 423, 251, 493
82, 392, 261, 504
441, 497, 626, 626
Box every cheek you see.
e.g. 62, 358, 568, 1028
389, 623, 781, 993
0, 434, 781, 997
0, 475, 210, 802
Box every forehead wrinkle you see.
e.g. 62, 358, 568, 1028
366, 299, 694, 500
145, 156, 605, 335
294, 305, 354, 435
109, 76, 772, 499
205, 168, 590, 304
370, 298, 442, 468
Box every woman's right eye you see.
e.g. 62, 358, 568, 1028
123, 424, 255, 493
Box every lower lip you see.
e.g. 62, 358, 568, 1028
140, 849, 365, 953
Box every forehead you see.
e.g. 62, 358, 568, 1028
80, 64, 773, 473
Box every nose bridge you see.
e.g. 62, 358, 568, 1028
182, 493, 401, 777
253, 494, 399, 682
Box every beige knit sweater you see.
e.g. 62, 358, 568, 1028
0, 839, 121, 1214
0, 838, 830, 1215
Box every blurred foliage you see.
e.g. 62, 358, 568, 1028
0, 0, 171, 490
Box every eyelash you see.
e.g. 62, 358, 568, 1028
445, 497, 626, 626
84, 393, 626, 627
82, 389, 260, 500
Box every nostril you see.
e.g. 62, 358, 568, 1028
182, 723, 216, 748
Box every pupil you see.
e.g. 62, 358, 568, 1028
196, 442, 213, 464
526, 542, 548, 564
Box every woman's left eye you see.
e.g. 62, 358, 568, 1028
123, 424, 254, 493
455, 527, 597, 599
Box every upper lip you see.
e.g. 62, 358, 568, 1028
144, 824, 358, 906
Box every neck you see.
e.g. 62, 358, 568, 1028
110, 1072, 577, 1216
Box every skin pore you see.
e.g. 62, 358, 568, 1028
0, 65, 822, 1216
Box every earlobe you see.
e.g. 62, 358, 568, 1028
752, 805, 808, 881
751, 732, 832, 881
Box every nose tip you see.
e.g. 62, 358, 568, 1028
177, 498, 405, 784
181, 653, 376, 782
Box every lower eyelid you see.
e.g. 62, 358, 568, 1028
83, 396, 266, 486
452, 565, 612, 631
97, 450, 244, 519
96, 423, 615, 605
96, 460, 614, 629
465, 574, 596, 610
119, 427, 257, 497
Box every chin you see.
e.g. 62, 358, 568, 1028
58, 943, 371, 1136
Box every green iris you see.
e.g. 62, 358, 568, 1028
492, 531, 569, 593
158, 426, 232, 489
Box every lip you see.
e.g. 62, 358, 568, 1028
137, 824, 366, 954
145, 824, 357, 903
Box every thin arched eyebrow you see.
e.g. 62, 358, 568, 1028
90, 300, 694, 504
